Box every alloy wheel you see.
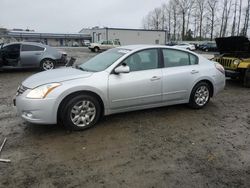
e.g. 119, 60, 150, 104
42, 60, 54, 70
70, 100, 96, 127
194, 86, 209, 106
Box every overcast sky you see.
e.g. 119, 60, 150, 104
0, 0, 166, 33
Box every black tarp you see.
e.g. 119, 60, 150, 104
215, 36, 250, 57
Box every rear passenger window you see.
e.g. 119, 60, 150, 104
162, 49, 198, 67
21, 45, 45, 51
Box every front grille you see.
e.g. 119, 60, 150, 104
16, 85, 28, 96
214, 58, 234, 68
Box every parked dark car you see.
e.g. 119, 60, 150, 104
201, 43, 218, 52
0, 42, 67, 71
165, 41, 178, 46
197, 42, 209, 50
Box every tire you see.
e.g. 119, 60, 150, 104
40, 59, 55, 71
188, 82, 211, 109
94, 47, 99, 52
61, 94, 101, 131
230, 76, 237, 80
243, 68, 250, 87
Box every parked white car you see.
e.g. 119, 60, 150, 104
174, 43, 196, 51
88, 40, 121, 52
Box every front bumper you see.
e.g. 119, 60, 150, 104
225, 69, 240, 77
14, 90, 58, 124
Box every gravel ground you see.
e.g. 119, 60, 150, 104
0, 48, 249, 187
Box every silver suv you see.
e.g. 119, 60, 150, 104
88, 40, 121, 52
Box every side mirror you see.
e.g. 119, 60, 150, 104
114, 64, 130, 74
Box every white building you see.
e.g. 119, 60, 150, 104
80, 27, 167, 45
1, 30, 91, 47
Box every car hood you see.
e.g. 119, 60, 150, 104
23, 67, 93, 88
215, 36, 250, 54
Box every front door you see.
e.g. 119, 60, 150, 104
108, 49, 162, 109
1, 44, 20, 66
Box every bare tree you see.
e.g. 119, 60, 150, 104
186, 0, 195, 34
142, 8, 164, 30
161, 4, 167, 30
193, 10, 199, 38
237, 0, 243, 35
223, 0, 232, 37
168, 0, 178, 40
176, 0, 194, 40
231, 0, 237, 36
196, 0, 207, 39
241, 0, 250, 36
207, 0, 218, 40
219, 0, 232, 37
142, 0, 250, 41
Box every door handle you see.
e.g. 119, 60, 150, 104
191, 70, 199, 74
35, 53, 41, 55
150, 76, 161, 81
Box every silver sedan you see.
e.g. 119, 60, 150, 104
14, 45, 225, 130
0, 42, 67, 71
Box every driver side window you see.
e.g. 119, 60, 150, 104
2, 44, 20, 52
123, 49, 158, 72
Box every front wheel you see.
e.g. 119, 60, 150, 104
61, 94, 101, 130
188, 82, 211, 109
40, 59, 55, 71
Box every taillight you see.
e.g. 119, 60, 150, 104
214, 62, 225, 74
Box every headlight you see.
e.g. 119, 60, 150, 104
233, 59, 240, 65
26, 83, 61, 99
214, 62, 225, 74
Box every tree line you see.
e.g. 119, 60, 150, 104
142, 0, 250, 41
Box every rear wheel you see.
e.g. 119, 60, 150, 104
189, 82, 211, 109
61, 94, 101, 131
40, 59, 55, 71
94, 47, 99, 52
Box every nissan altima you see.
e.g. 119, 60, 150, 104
14, 45, 225, 130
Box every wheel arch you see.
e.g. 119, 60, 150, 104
192, 79, 214, 97
57, 90, 105, 123
40, 57, 56, 65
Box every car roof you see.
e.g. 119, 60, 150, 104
118, 44, 171, 51
116, 45, 200, 58
118, 44, 192, 51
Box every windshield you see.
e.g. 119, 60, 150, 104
77, 48, 130, 72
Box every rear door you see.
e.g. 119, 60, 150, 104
161, 48, 200, 102
20, 44, 45, 67
108, 48, 162, 109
